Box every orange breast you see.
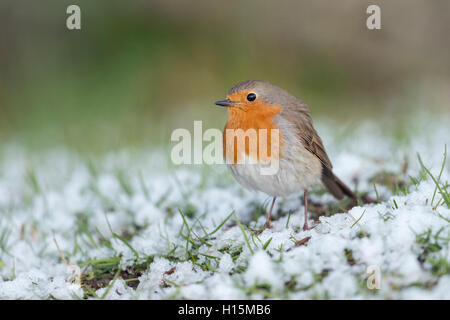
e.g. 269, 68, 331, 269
223, 103, 284, 165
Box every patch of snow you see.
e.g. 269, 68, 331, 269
0, 119, 449, 299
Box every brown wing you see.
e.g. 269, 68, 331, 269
280, 103, 333, 170
300, 125, 333, 170
279, 98, 356, 200
281, 107, 357, 199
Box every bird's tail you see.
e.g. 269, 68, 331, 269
321, 166, 356, 202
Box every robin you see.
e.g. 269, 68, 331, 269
215, 80, 356, 231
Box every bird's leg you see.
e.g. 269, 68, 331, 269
264, 197, 277, 229
303, 189, 309, 231
250, 197, 277, 234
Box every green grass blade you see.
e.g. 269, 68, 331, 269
113, 233, 139, 260
208, 212, 234, 237
234, 213, 254, 255
418, 151, 450, 208
351, 210, 366, 228
431, 145, 447, 206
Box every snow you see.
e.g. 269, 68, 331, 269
0, 117, 449, 300
244, 250, 283, 291
218, 253, 234, 274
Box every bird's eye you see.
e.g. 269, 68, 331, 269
246, 93, 256, 101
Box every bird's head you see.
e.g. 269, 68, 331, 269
215, 80, 292, 114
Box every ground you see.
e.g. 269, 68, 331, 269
0, 117, 449, 299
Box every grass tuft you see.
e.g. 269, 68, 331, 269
417, 146, 449, 208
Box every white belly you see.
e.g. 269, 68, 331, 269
227, 143, 322, 197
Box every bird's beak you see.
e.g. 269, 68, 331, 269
215, 99, 236, 107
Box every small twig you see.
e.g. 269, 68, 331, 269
294, 236, 311, 247
53, 231, 81, 284
164, 266, 176, 275
53, 232, 68, 265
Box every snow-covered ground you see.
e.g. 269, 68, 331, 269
0, 117, 449, 299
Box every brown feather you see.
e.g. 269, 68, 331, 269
279, 96, 356, 201
322, 166, 356, 200
279, 99, 332, 170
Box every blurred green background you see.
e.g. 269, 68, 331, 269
1, 0, 449, 152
